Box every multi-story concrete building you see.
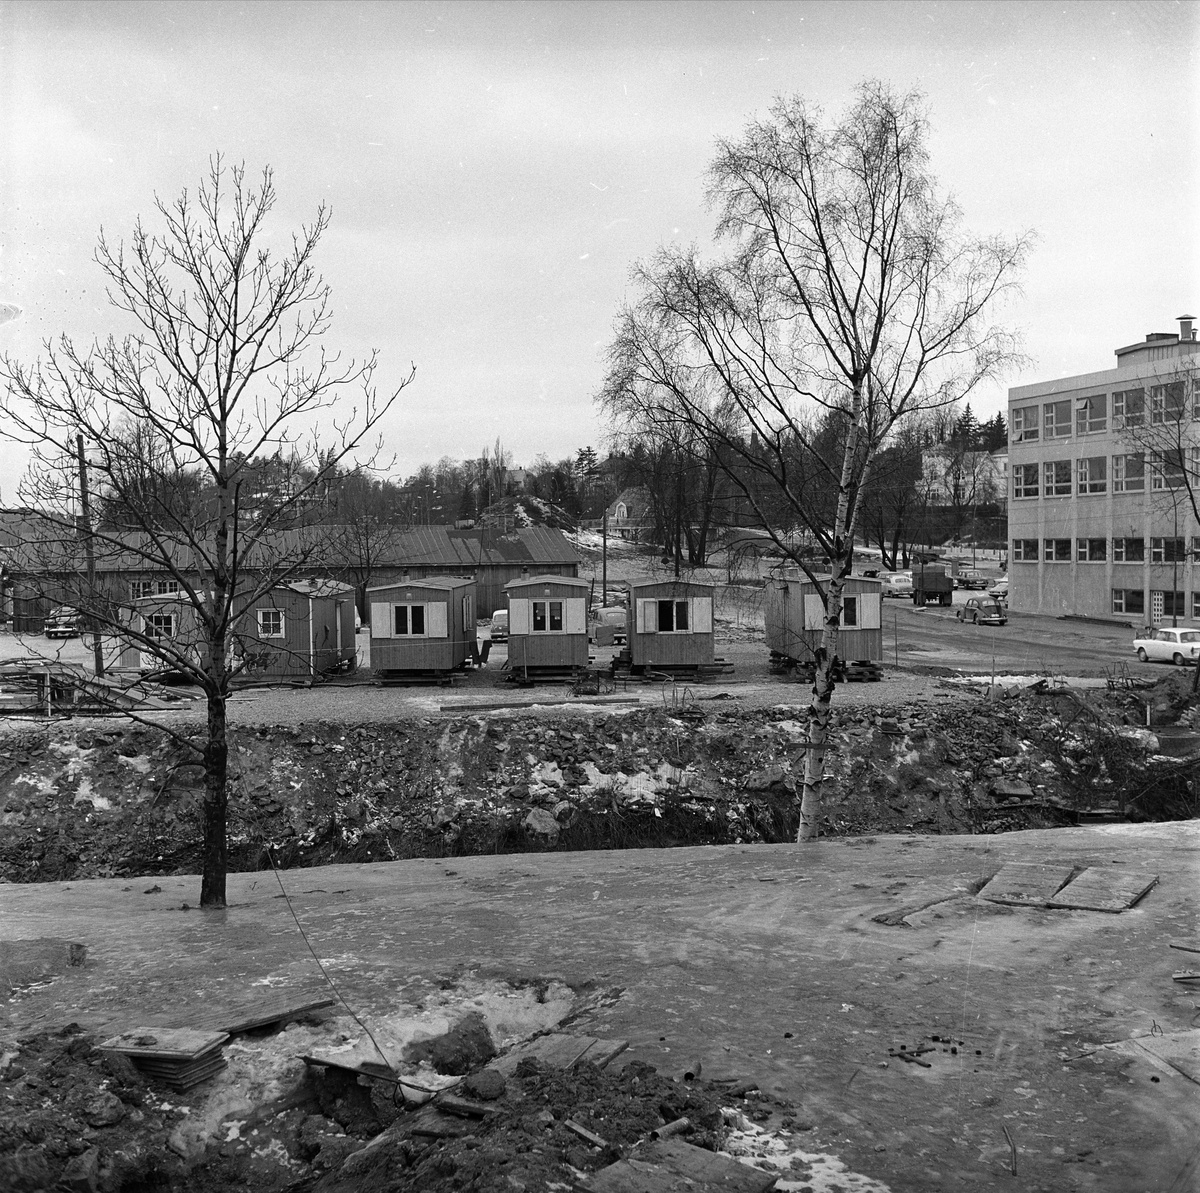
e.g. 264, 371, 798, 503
1008, 315, 1199, 623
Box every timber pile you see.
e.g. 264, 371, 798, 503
100, 1028, 229, 1091
0, 659, 200, 714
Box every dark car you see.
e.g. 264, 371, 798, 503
956, 597, 1008, 626
44, 606, 83, 638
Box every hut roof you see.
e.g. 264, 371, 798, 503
367, 575, 475, 595
624, 575, 714, 591
504, 574, 591, 593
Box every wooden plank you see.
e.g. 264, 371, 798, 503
978, 863, 1074, 907
1132, 1029, 1200, 1085
578, 1038, 630, 1070
490, 1032, 600, 1076
101, 1028, 228, 1061
587, 1139, 777, 1192
1170, 940, 1200, 954
165, 990, 335, 1035
1046, 868, 1158, 912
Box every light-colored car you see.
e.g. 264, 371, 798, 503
1133, 627, 1200, 666
955, 597, 1008, 626
44, 606, 83, 638
489, 609, 509, 642
879, 571, 913, 598
987, 579, 1009, 602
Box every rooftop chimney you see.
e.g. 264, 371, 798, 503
521, 566, 530, 579
1179, 314, 1197, 342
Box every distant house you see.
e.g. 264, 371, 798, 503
605, 488, 654, 541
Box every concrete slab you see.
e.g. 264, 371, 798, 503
1, 823, 1199, 1191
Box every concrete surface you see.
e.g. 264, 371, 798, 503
3, 823, 1198, 1190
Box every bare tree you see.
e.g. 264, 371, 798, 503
0, 160, 414, 906
601, 82, 1028, 840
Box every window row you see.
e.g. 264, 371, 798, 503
1011, 382, 1195, 443
1012, 450, 1199, 498
1012, 538, 1198, 564
130, 579, 180, 599
1112, 589, 1198, 618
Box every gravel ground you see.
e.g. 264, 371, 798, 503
0, 627, 971, 734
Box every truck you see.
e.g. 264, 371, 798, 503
911, 565, 954, 607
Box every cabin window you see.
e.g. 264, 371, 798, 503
532, 600, 564, 632
394, 604, 427, 636
657, 600, 690, 632
257, 609, 285, 639
842, 597, 858, 626
145, 613, 175, 639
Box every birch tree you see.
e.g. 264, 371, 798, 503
601, 82, 1028, 840
0, 160, 414, 905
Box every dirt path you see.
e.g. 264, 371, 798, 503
3, 824, 1197, 1191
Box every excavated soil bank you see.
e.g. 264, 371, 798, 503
2, 681, 1197, 885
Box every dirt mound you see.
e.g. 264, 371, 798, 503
0, 689, 1192, 886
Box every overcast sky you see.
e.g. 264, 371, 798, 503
1, 0, 1197, 499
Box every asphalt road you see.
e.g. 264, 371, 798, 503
883, 593, 1156, 678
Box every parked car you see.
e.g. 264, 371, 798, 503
987, 580, 1009, 602
589, 605, 627, 646
44, 606, 83, 638
954, 570, 990, 590
1133, 627, 1200, 665
879, 571, 913, 598
956, 597, 1008, 626
489, 609, 509, 642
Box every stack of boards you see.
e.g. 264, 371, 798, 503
100, 1028, 229, 1091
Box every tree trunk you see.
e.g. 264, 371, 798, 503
200, 689, 229, 908
798, 387, 863, 842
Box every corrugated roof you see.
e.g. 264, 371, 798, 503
366, 575, 475, 594
504, 574, 591, 592
2, 523, 581, 575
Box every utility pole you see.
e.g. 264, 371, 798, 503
602, 507, 608, 605
76, 433, 104, 678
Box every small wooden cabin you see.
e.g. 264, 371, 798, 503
103, 594, 204, 675
237, 579, 357, 680
621, 577, 727, 676
504, 574, 590, 678
765, 573, 883, 668
367, 576, 477, 680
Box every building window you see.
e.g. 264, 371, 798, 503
657, 600, 690, 632
1012, 539, 1039, 562
1193, 592, 1200, 621
1013, 463, 1039, 499
1162, 591, 1187, 618
1151, 537, 1187, 563
843, 597, 858, 627
1113, 538, 1145, 562
1113, 453, 1145, 492
146, 613, 176, 639
1077, 456, 1106, 494
1043, 538, 1072, 562
1043, 460, 1072, 497
1076, 394, 1106, 435
394, 604, 426, 636
257, 609, 285, 639
1077, 538, 1107, 562
532, 600, 564, 632
1151, 381, 1187, 424
131, 579, 180, 599
1151, 452, 1187, 489
1012, 405, 1039, 442
1043, 400, 1072, 439
1112, 589, 1145, 615
1113, 388, 1145, 428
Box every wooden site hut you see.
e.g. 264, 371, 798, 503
621, 577, 724, 676
237, 579, 357, 680
367, 576, 477, 680
503, 574, 590, 678
764, 572, 883, 670
103, 594, 204, 674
